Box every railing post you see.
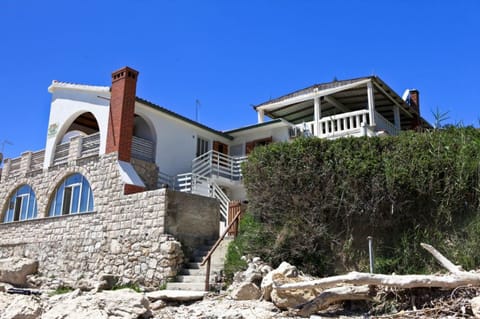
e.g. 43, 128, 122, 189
204, 257, 211, 291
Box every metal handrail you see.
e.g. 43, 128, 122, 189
200, 208, 243, 291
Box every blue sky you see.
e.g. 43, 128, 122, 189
1, 1, 479, 159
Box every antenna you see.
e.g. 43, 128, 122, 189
195, 99, 201, 122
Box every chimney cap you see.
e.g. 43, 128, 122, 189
111, 66, 139, 82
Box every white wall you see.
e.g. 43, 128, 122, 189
134, 102, 232, 176
228, 123, 291, 156
44, 85, 110, 168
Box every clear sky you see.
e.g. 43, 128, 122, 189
1, 1, 479, 160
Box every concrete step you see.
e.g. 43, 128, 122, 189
166, 282, 206, 291
186, 262, 202, 269
191, 250, 209, 258
185, 262, 224, 270
179, 268, 205, 276
190, 256, 205, 263
175, 275, 206, 283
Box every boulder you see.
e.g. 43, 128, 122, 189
150, 299, 167, 311
0, 294, 42, 319
230, 282, 261, 301
0, 292, 16, 315
269, 272, 319, 309
260, 261, 299, 301
0, 282, 14, 292
260, 261, 320, 309
95, 273, 120, 291
74, 278, 96, 291
471, 296, 480, 318
0, 258, 38, 287
42, 288, 150, 319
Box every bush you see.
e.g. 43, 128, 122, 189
240, 127, 480, 276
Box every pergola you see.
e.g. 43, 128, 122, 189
254, 76, 428, 136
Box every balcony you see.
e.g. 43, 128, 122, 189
296, 109, 399, 139
1, 133, 101, 181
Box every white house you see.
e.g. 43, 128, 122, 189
2, 67, 429, 231
0, 66, 431, 290
1, 67, 430, 231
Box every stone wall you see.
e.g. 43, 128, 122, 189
0, 152, 219, 288
166, 191, 219, 255
131, 157, 159, 190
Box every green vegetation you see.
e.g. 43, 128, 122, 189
111, 282, 142, 293
225, 127, 480, 277
50, 286, 74, 295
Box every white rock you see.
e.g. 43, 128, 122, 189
1, 294, 42, 319
0, 282, 14, 292
230, 282, 261, 301
0, 258, 38, 286
260, 261, 299, 301
150, 299, 167, 310
42, 288, 150, 319
0, 293, 16, 315
471, 296, 480, 318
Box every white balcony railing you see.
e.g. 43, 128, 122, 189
30, 150, 45, 171
192, 150, 247, 181
2, 133, 100, 181
375, 112, 400, 136
131, 136, 155, 162
296, 109, 399, 138
80, 133, 100, 157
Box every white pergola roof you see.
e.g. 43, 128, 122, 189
254, 76, 429, 130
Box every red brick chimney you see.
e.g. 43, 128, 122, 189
106, 67, 139, 162
408, 89, 421, 129
408, 89, 420, 114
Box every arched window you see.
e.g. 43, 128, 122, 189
49, 173, 94, 216
3, 185, 37, 222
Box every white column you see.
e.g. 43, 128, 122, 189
314, 96, 321, 136
393, 105, 401, 131
367, 81, 376, 126
257, 109, 264, 123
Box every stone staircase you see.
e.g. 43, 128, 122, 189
166, 238, 232, 291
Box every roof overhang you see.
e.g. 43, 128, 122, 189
48, 81, 110, 94
225, 119, 290, 136
253, 76, 429, 130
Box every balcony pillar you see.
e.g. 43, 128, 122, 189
257, 109, 264, 123
20, 151, 32, 174
68, 135, 82, 163
314, 96, 321, 136
367, 81, 376, 126
393, 105, 401, 130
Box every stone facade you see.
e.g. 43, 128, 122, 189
131, 157, 159, 190
0, 152, 219, 288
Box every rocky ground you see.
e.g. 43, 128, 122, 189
2, 256, 480, 318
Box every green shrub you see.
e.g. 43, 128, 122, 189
241, 127, 480, 275
49, 286, 74, 296
111, 282, 142, 293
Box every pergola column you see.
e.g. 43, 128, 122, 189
393, 105, 401, 130
314, 96, 321, 136
257, 109, 264, 123
367, 81, 376, 126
